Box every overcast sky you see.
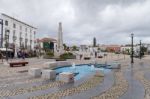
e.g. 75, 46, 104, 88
0, 0, 150, 46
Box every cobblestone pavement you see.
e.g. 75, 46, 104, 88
91, 71, 128, 99
0, 77, 44, 89
0, 80, 64, 98
29, 76, 104, 99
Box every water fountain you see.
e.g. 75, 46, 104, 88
91, 65, 95, 70
72, 62, 76, 69
71, 62, 76, 73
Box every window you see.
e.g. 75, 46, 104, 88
20, 26, 22, 30
20, 32, 22, 38
13, 30, 15, 36
13, 23, 16, 28
13, 30, 16, 42
5, 20, 8, 26
25, 28, 27, 32
30, 29, 32, 33
25, 33, 27, 37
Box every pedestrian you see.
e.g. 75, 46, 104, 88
22, 51, 25, 60
0, 51, 3, 62
80, 54, 82, 60
11, 52, 14, 59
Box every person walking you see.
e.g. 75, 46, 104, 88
21, 51, 25, 60
0, 51, 3, 63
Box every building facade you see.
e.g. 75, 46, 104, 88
105, 45, 121, 52
0, 13, 37, 52
35, 37, 57, 52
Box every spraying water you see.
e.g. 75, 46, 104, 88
91, 65, 95, 70
72, 62, 76, 69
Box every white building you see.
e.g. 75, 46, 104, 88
0, 13, 37, 52
121, 46, 139, 55
77, 45, 101, 59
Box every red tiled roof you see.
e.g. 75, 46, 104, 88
36, 38, 57, 43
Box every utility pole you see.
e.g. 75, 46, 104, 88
131, 33, 134, 64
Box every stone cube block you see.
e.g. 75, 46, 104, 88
57, 61, 72, 67
42, 69, 56, 80
59, 72, 74, 83
28, 68, 41, 77
111, 63, 121, 69
95, 69, 104, 77
48, 62, 57, 69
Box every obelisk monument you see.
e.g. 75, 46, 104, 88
57, 22, 64, 54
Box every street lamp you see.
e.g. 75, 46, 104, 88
131, 33, 134, 64
5, 29, 10, 61
139, 40, 142, 59
0, 19, 3, 48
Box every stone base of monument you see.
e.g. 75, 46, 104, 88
59, 72, 74, 83
28, 68, 41, 77
42, 70, 56, 80
95, 70, 104, 77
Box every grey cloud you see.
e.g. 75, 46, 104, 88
0, 0, 150, 45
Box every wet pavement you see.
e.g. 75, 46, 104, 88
144, 72, 150, 81
121, 64, 145, 99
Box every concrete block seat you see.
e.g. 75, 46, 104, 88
28, 68, 41, 77
107, 62, 121, 69
47, 62, 58, 69
59, 72, 74, 83
42, 69, 56, 80
57, 61, 72, 67
48, 61, 72, 69
95, 69, 104, 77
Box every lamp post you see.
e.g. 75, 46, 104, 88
131, 33, 134, 64
139, 40, 142, 59
5, 30, 10, 61
0, 19, 3, 48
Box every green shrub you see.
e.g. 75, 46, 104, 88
43, 51, 54, 59
46, 51, 54, 57
60, 52, 76, 59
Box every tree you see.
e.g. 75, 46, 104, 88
72, 45, 77, 51
98, 48, 101, 51
141, 46, 147, 56
93, 37, 96, 47
63, 44, 67, 50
